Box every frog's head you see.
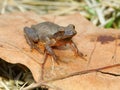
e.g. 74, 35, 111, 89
53, 24, 77, 40
64, 24, 77, 38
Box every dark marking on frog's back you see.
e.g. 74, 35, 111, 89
97, 35, 116, 44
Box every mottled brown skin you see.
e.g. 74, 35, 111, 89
24, 22, 86, 64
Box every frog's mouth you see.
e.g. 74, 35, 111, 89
63, 30, 77, 38
62, 35, 74, 39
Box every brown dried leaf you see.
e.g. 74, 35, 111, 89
0, 12, 120, 90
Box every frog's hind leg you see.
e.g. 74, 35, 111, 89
24, 32, 34, 50
24, 27, 43, 54
41, 51, 57, 80
41, 52, 48, 80
24, 27, 39, 49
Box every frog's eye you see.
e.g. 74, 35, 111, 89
68, 24, 75, 29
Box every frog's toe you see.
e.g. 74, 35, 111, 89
76, 52, 87, 61
52, 55, 60, 65
78, 51, 84, 57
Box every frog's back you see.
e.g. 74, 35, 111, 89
31, 22, 60, 36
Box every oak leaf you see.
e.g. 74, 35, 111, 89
0, 12, 120, 90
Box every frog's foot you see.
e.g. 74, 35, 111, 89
76, 51, 87, 61
52, 55, 60, 65
71, 46, 87, 61
69, 40, 87, 61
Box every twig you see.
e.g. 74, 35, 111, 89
98, 70, 120, 76
20, 82, 28, 90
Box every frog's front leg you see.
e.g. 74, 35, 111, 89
45, 37, 59, 64
70, 40, 87, 61
45, 45, 60, 64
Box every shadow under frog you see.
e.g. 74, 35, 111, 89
24, 22, 86, 66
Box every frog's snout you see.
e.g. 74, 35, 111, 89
65, 29, 77, 36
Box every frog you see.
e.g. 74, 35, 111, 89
24, 21, 86, 64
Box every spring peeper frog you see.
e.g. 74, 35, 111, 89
24, 22, 86, 64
